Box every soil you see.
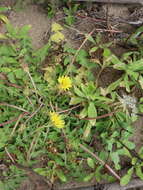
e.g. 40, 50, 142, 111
0, 1, 143, 190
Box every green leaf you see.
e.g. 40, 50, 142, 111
83, 122, 92, 139
0, 7, 11, 12
123, 141, 135, 150
87, 157, 95, 169
74, 86, 85, 98
14, 69, 25, 79
136, 166, 143, 180
83, 173, 94, 182
69, 97, 83, 105
33, 42, 51, 62
86, 35, 95, 43
56, 170, 67, 182
120, 167, 133, 186
128, 59, 143, 72
90, 46, 98, 53
88, 102, 97, 125
19, 25, 31, 37
0, 33, 7, 39
132, 157, 137, 165
106, 78, 122, 93
0, 181, 5, 189
95, 165, 103, 182
79, 107, 87, 118
110, 152, 120, 170
139, 76, 143, 89
124, 74, 131, 92
103, 48, 111, 57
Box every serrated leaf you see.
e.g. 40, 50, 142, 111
88, 102, 97, 125
87, 157, 95, 169
120, 167, 133, 186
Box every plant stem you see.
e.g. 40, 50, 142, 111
0, 102, 29, 113
79, 143, 121, 180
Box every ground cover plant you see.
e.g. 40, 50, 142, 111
0, 3, 143, 190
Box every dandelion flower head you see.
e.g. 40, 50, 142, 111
49, 111, 65, 128
58, 76, 72, 91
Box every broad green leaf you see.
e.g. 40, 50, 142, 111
110, 152, 120, 170
83, 173, 94, 182
87, 157, 95, 169
103, 48, 111, 57
126, 70, 139, 80
95, 165, 103, 182
136, 166, 143, 180
79, 107, 87, 118
83, 122, 92, 139
128, 59, 143, 72
69, 97, 83, 105
120, 167, 133, 186
111, 55, 123, 66
88, 102, 97, 125
56, 170, 67, 182
14, 69, 25, 79
74, 86, 85, 98
123, 140, 135, 150
117, 148, 132, 158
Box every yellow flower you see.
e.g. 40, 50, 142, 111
51, 22, 63, 32
58, 76, 72, 91
49, 112, 65, 128
50, 32, 65, 43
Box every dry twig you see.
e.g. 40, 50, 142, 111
79, 143, 121, 180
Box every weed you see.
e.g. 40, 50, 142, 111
0, 11, 143, 189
